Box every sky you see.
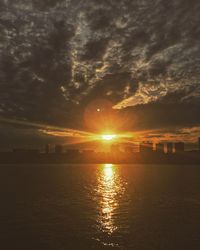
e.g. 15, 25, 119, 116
0, 0, 200, 149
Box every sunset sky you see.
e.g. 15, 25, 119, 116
0, 0, 200, 149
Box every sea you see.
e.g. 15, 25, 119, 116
0, 164, 200, 250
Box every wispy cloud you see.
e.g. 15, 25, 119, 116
0, 0, 200, 144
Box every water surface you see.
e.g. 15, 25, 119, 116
0, 164, 200, 250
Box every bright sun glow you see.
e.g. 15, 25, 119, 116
101, 134, 116, 141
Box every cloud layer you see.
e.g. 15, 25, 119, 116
0, 0, 200, 144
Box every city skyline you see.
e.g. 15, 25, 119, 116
2, 136, 200, 154
1, 137, 200, 165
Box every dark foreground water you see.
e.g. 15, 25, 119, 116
0, 164, 200, 250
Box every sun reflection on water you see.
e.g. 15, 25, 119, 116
96, 164, 125, 234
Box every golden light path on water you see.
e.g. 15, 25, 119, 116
96, 164, 126, 235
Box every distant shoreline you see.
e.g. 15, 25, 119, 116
0, 151, 200, 164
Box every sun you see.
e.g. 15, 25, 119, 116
101, 134, 116, 141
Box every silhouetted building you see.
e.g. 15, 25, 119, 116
81, 150, 95, 162
198, 137, 200, 151
55, 145, 63, 154
82, 150, 95, 156
13, 148, 40, 154
82, 150, 94, 154
140, 142, 153, 153
45, 144, 50, 154
155, 143, 164, 153
124, 146, 133, 154
174, 142, 185, 153
111, 144, 121, 154
167, 143, 173, 154
66, 149, 80, 154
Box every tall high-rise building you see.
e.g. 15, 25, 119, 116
139, 142, 153, 153
111, 144, 121, 154
55, 144, 63, 154
124, 146, 133, 154
167, 143, 173, 154
155, 143, 165, 153
174, 142, 184, 153
198, 137, 200, 151
45, 144, 50, 154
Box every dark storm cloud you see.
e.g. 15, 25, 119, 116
0, 0, 200, 136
